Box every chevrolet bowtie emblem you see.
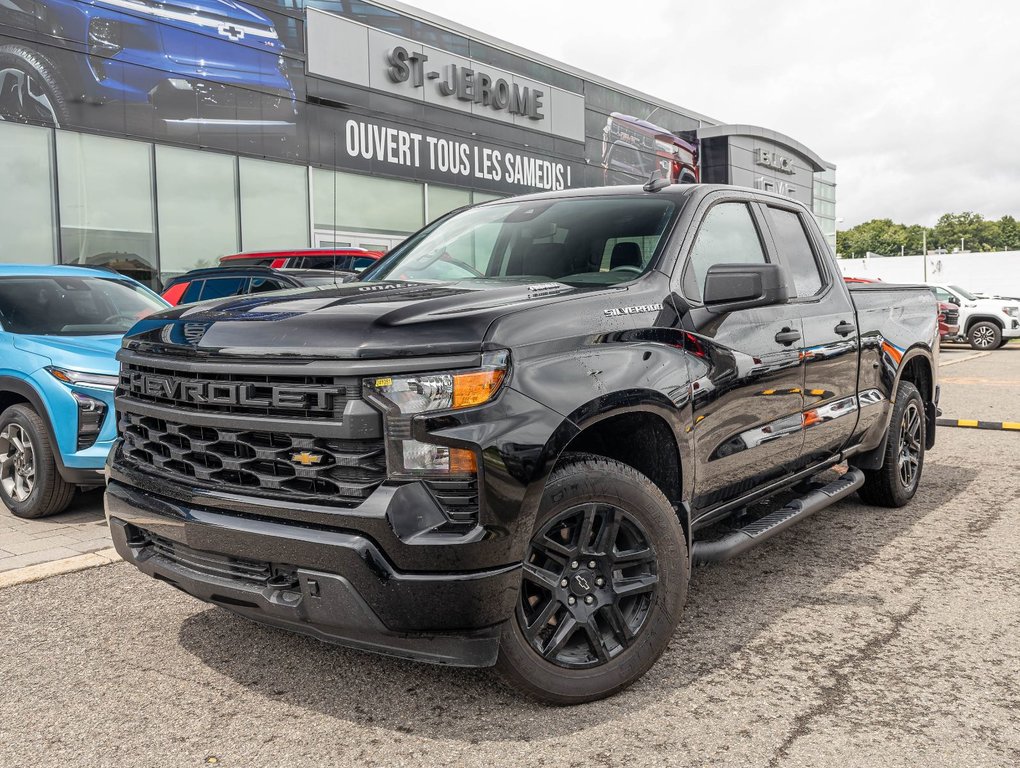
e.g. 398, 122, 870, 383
290, 451, 323, 466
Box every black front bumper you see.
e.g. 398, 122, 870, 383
106, 480, 520, 667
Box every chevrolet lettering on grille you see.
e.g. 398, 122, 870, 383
126, 372, 343, 410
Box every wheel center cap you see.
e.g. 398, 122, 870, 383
569, 569, 596, 596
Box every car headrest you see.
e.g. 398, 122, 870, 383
610, 241, 642, 270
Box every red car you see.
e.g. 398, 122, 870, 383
937, 301, 960, 340
219, 248, 384, 272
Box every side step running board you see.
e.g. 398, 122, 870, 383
691, 467, 865, 565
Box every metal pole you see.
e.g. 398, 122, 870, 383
923, 230, 927, 281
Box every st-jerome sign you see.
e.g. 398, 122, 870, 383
386, 46, 545, 120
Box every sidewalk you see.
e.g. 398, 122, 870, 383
0, 490, 110, 573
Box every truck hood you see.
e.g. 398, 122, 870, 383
122, 280, 603, 359
12, 335, 122, 375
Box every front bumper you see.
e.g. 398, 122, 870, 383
105, 479, 519, 667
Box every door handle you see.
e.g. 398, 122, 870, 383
834, 320, 856, 337
774, 328, 801, 346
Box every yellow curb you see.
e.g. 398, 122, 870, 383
0, 547, 122, 589
940, 351, 992, 367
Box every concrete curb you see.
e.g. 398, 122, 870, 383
940, 351, 992, 367
0, 547, 121, 589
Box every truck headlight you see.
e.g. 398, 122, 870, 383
1004, 307, 1019, 318
366, 351, 509, 475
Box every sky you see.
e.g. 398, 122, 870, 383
419, 0, 1020, 228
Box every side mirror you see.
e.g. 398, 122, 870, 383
703, 263, 790, 313
948, 296, 960, 306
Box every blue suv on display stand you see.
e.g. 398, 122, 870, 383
0, 265, 167, 518
0, 0, 297, 143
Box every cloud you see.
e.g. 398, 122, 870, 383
422, 0, 1020, 226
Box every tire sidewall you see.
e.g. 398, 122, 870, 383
497, 456, 688, 704
888, 384, 925, 505
0, 405, 55, 517
968, 321, 1001, 350
0, 45, 71, 128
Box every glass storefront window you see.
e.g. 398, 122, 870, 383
239, 158, 309, 251
313, 168, 423, 234
56, 132, 157, 288
156, 146, 239, 282
472, 191, 504, 204
0, 122, 56, 264
427, 185, 471, 222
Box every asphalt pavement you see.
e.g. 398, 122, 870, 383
1, 347, 1018, 767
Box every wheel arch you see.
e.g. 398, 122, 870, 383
851, 346, 936, 470
964, 314, 1005, 333
548, 392, 693, 549
0, 375, 72, 477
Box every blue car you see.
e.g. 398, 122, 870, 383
0, 0, 297, 140
0, 265, 167, 518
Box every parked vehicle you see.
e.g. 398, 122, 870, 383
108, 184, 938, 704
0, 0, 297, 139
929, 284, 1020, 349
937, 301, 960, 340
161, 266, 357, 306
219, 249, 384, 273
0, 265, 167, 518
601, 112, 699, 185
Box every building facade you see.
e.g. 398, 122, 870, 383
0, 0, 836, 288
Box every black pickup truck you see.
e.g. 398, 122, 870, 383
106, 183, 938, 704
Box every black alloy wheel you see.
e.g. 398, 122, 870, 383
518, 502, 658, 668
495, 454, 687, 704
896, 401, 923, 490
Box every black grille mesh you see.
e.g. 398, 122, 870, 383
119, 412, 385, 506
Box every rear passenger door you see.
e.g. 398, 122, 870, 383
763, 202, 860, 465
675, 196, 805, 512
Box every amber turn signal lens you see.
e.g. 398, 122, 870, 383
452, 368, 506, 409
449, 447, 477, 473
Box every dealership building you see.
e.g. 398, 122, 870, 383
0, 0, 836, 288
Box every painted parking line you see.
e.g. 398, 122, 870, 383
936, 418, 1020, 432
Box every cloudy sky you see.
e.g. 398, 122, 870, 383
422, 0, 1019, 228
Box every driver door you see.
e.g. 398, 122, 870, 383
672, 197, 805, 513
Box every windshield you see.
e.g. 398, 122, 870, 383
0, 277, 166, 336
362, 196, 678, 286
949, 285, 978, 301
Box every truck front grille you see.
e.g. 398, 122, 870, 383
116, 353, 386, 507
119, 361, 357, 421
119, 412, 385, 505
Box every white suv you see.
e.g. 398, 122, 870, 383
930, 284, 1020, 349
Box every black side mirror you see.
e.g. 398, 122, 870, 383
703, 263, 790, 313
949, 296, 960, 306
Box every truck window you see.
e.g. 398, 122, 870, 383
769, 208, 824, 297
682, 203, 767, 301
366, 197, 677, 286
199, 277, 248, 301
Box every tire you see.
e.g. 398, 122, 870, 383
0, 404, 75, 519
967, 321, 1002, 350
998, 337, 1011, 349
0, 45, 71, 128
495, 453, 688, 704
858, 381, 925, 508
